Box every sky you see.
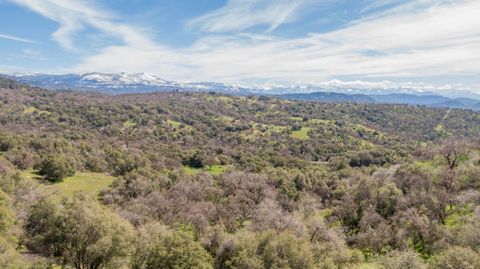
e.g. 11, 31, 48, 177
1, 0, 480, 91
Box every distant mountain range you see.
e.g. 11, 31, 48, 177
278, 92, 375, 103
4, 72, 480, 111
6, 73, 257, 95
278, 92, 480, 111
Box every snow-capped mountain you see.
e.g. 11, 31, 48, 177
80, 72, 169, 86
250, 80, 480, 99
4, 72, 480, 110
8, 72, 257, 95
6, 72, 478, 97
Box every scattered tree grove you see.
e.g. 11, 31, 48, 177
1, 77, 480, 268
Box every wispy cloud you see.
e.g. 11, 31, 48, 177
0, 33, 39, 44
187, 0, 317, 33
7, 0, 480, 87
71, 0, 480, 84
9, 0, 152, 50
361, 0, 411, 13
20, 49, 46, 61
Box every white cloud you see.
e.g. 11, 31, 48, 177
73, 0, 480, 84
362, 0, 400, 12
248, 79, 480, 95
0, 33, 39, 44
300, 80, 459, 93
8, 0, 480, 87
187, 0, 316, 33
9, 0, 152, 50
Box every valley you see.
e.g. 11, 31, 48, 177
1, 77, 480, 268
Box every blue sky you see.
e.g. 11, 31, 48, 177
1, 0, 480, 91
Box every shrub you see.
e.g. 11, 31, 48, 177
375, 250, 426, 269
258, 231, 316, 269
38, 156, 75, 182
185, 150, 210, 168
0, 236, 22, 269
25, 195, 134, 269
132, 222, 213, 269
0, 190, 14, 234
431, 246, 480, 269
0, 134, 15, 152
216, 231, 263, 269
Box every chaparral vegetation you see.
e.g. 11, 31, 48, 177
1, 77, 480, 268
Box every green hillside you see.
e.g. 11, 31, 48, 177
1, 77, 480, 268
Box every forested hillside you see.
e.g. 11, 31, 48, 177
1, 77, 480, 268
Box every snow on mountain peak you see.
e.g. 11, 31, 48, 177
4, 72, 480, 99
79, 72, 170, 86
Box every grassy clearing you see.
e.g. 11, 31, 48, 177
183, 165, 229, 175
208, 165, 229, 175
122, 120, 137, 128
355, 124, 377, 133
22, 106, 51, 115
266, 125, 287, 134
166, 119, 193, 132
414, 160, 435, 169
21, 170, 115, 199
415, 155, 447, 170
243, 124, 287, 139
167, 119, 181, 128
291, 127, 311, 140
435, 124, 451, 136
288, 116, 304, 121
359, 140, 376, 150
217, 116, 235, 123
22, 106, 38, 114
354, 124, 384, 138
445, 204, 473, 227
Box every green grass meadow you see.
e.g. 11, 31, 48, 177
21, 170, 115, 199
